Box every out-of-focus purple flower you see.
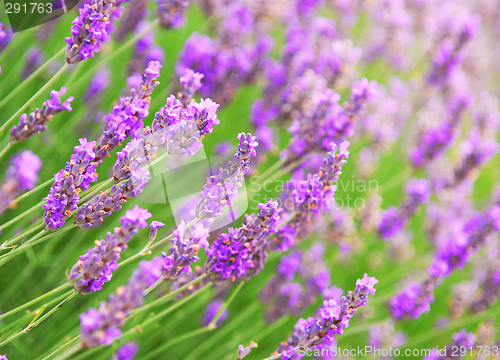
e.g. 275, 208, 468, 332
206, 199, 282, 282
426, 13, 480, 87
21, 47, 44, 80
69, 206, 152, 294
80, 257, 164, 347
156, 0, 189, 28
10, 87, 73, 143
127, 23, 165, 76
111, 342, 138, 360
377, 178, 431, 239
0, 23, 13, 53
83, 67, 111, 103
0, 151, 41, 214
201, 299, 228, 327
65, 0, 127, 63
0, 354, 7, 360
44, 62, 161, 230
274, 274, 377, 359
115, 0, 149, 41
196, 132, 257, 219
390, 280, 436, 320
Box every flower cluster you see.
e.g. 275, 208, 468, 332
43, 61, 161, 230
10, 87, 74, 143
156, 0, 190, 28
195, 132, 257, 219
273, 274, 377, 359
65, 0, 127, 63
68, 206, 152, 294
205, 199, 282, 282
0, 151, 42, 215
272, 141, 350, 251
80, 257, 164, 347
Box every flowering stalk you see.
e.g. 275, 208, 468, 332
205, 199, 282, 283
390, 206, 500, 319
43, 61, 161, 230
271, 141, 350, 251
75, 70, 220, 228
9, 87, 73, 144
65, 0, 128, 63
272, 274, 378, 359
156, 0, 190, 28
195, 132, 258, 219
67, 205, 152, 294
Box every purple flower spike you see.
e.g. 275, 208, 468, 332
68, 206, 152, 294
195, 132, 258, 219
156, 0, 189, 29
112, 342, 139, 360
206, 199, 282, 282
237, 341, 258, 360
272, 142, 350, 251
80, 257, 164, 347
45, 62, 161, 230
274, 275, 377, 358
162, 222, 209, 280
10, 87, 74, 143
0, 151, 42, 214
65, 0, 127, 63
201, 299, 229, 327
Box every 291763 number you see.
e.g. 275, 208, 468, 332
5, 2, 52, 13
451, 345, 499, 357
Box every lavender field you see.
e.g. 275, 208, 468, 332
1, 0, 500, 359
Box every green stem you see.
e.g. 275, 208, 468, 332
0, 47, 65, 112
12, 178, 53, 204
208, 281, 245, 329
43, 335, 81, 360
0, 284, 71, 321
0, 63, 69, 135
1, 225, 44, 250
0, 142, 11, 160
0, 200, 43, 232
0, 292, 76, 347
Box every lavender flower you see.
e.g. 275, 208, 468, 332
10, 87, 73, 143
0, 23, 13, 53
205, 199, 282, 282
156, 0, 189, 28
377, 178, 431, 239
80, 257, 164, 347
195, 132, 257, 219
162, 221, 209, 280
110, 342, 138, 360
272, 142, 350, 251
0, 151, 42, 214
424, 329, 475, 360
391, 205, 500, 319
0, 354, 7, 360
149, 221, 165, 241
273, 274, 377, 359
65, 0, 127, 63
44, 62, 161, 230
68, 206, 152, 294
83, 67, 111, 103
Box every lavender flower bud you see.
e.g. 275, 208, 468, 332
115, 0, 148, 41
195, 132, 258, 219
237, 341, 258, 360
201, 299, 229, 327
21, 47, 43, 80
65, 0, 127, 63
10, 87, 73, 143
68, 206, 152, 294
